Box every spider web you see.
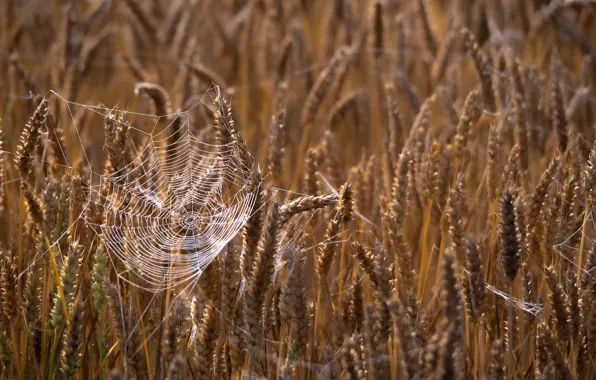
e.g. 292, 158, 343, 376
47, 85, 259, 291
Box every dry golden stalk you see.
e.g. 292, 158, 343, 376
60, 296, 87, 379
220, 244, 240, 325
387, 299, 417, 378
228, 302, 245, 373
0, 327, 11, 372
22, 183, 44, 228
51, 242, 81, 328
60, 2, 77, 73
364, 304, 389, 379
108, 369, 124, 380
319, 130, 343, 189
360, 155, 376, 216
51, 176, 70, 253
408, 96, 431, 156
395, 15, 406, 68
122, 55, 148, 82
538, 322, 573, 380
165, 355, 185, 380
24, 244, 42, 327
488, 340, 505, 380
186, 61, 228, 89
389, 219, 414, 295
565, 87, 590, 125
317, 183, 353, 278
461, 28, 496, 111
279, 193, 338, 224
508, 56, 529, 176
303, 147, 321, 196
46, 115, 68, 178
581, 243, 596, 292
371, 1, 383, 61
396, 71, 422, 113
530, 0, 572, 35
417, 0, 436, 56
550, 56, 568, 153
327, 89, 365, 129
280, 246, 309, 353
198, 257, 221, 303
464, 235, 487, 323
241, 167, 265, 281
351, 335, 367, 379
161, 1, 186, 46
486, 121, 502, 204
213, 87, 248, 167
91, 247, 108, 316
77, 25, 113, 84
436, 325, 465, 380
423, 328, 443, 377
102, 107, 129, 186
499, 188, 521, 282
9, 52, 40, 95
383, 83, 403, 162
352, 280, 364, 333
123, 0, 159, 44
193, 304, 218, 380
15, 97, 49, 182
426, 251, 465, 378
503, 144, 521, 190
162, 300, 186, 369
513, 197, 527, 266
266, 105, 287, 186
566, 269, 580, 342
331, 295, 349, 350
446, 175, 466, 264
521, 261, 535, 332
424, 140, 440, 202
245, 202, 281, 373
440, 251, 464, 323
327, 46, 354, 102
557, 174, 576, 240
0, 251, 18, 322
437, 83, 459, 130
372, 243, 394, 338
81, 0, 110, 35
104, 278, 125, 349
351, 242, 378, 288
69, 174, 87, 244
340, 337, 359, 380
431, 32, 455, 85
190, 297, 203, 337
275, 36, 293, 82
134, 82, 171, 116
453, 87, 482, 165
584, 141, 596, 206
170, 7, 196, 60
526, 152, 560, 258
544, 265, 571, 343
301, 47, 348, 128
0, 124, 4, 214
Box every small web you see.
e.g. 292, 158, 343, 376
485, 283, 544, 317
44, 85, 259, 291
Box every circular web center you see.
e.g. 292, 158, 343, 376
179, 211, 201, 230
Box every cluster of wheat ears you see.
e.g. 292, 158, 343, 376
1, 0, 596, 379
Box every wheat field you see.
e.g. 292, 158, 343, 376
1, 0, 596, 379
